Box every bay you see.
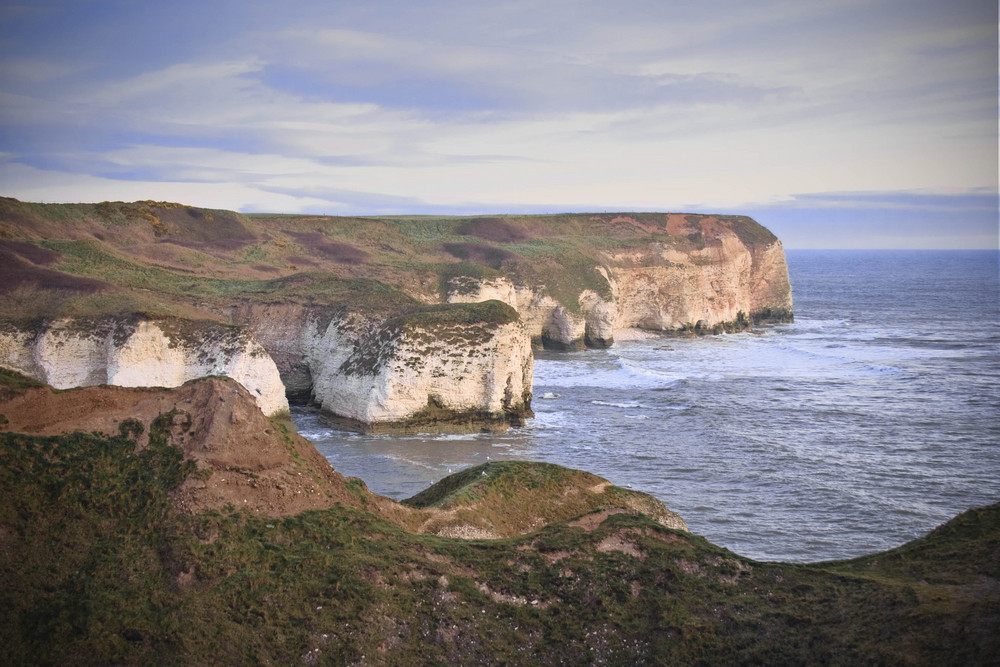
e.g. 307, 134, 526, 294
296, 250, 1000, 562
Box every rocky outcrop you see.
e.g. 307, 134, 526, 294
234, 301, 534, 431
443, 218, 792, 347
307, 303, 532, 430
602, 235, 792, 332
0, 318, 288, 417
447, 279, 617, 349
228, 302, 316, 400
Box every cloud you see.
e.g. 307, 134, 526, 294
0, 0, 995, 248
775, 189, 999, 213
0, 159, 339, 213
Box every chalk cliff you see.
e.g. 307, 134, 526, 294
0, 201, 792, 430
602, 234, 792, 333
0, 318, 288, 417
234, 301, 533, 431
444, 215, 792, 348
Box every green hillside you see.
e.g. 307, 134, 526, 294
0, 198, 783, 326
1, 419, 996, 664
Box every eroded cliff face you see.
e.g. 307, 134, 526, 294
309, 314, 532, 429
447, 278, 616, 349
0, 319, 288, 417
444, 222, 792, 347
233, 301, 533, 431
229, 302, 316, 400
604, 235, 793, 331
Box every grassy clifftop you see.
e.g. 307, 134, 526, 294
1, 198, 785, 325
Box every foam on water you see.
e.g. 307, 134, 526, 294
301, 251, 1000, 561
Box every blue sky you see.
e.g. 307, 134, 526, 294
1, 0, 996, 248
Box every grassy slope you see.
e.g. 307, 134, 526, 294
1, 420, 996, 665
1, 199, 783, 325
403, 460, 685, 536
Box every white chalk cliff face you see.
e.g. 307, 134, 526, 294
447, 278, 611, 349
0, 319, 288, 417
444, 235, 791, 347
232, 300, 533, 430
301, 311, 532, 427
604, 237, 792, 331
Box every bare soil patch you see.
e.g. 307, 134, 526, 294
0, 377, 360, 517
0, 250, 108, 294
442, 242, 517, 269
456, 218, 529, 243
570, 508, 631, 532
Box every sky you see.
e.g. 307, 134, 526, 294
0, 0, 996, 249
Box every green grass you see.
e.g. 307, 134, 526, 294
0, 421, 997, 664
0, 368, 43, 401
405, 461, 588, 509
13, 239, 417, 323
394, 300, 519, 330
4, 203, 790, 327
438, 261, 505, 296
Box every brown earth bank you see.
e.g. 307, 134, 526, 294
0, 372, 682, 536
0, 375, 362, 518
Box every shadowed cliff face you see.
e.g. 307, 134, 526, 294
0, 200, 791, 429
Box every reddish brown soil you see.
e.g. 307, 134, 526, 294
456, 218, 530, 243
0, 377, 403, 519
0, 247, 108, 294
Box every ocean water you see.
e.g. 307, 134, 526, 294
295, 250, 1000, 562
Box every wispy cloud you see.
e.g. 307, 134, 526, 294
0, 0, 995, 247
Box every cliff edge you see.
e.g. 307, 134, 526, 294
0, 199, 792, 430
1, 371, 994, 665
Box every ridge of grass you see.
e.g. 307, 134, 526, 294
404, 461, 583, 509
0, 368, 43, 403
3, 202, 787, 324
0, 421, 996, 664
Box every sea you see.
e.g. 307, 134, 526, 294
293, 250, 1000, 562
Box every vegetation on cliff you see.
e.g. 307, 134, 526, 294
1, 422, 996, 664
0, 198, 789, 328
0, 372, 995, 664
403, 460, 686, 537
